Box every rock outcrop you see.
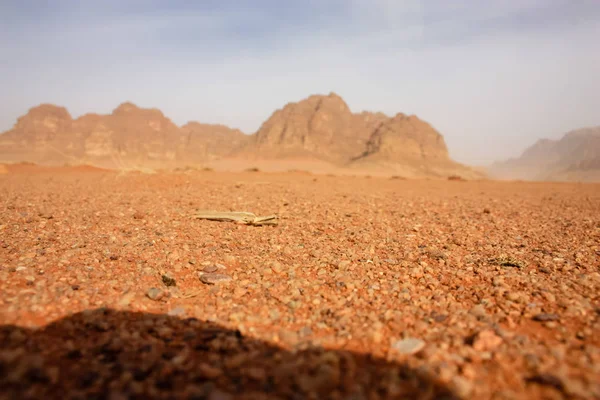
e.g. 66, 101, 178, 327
357, 113, 450, 162
181, 122, 249, 162
0, 102, 247, 169
0, 93, 484, 178
489, 127, 600, 182
349, 112, 480, 178
247, 92, 373, 162
241, 93, 480, 178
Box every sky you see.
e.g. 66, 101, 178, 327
1, 0, 599, 165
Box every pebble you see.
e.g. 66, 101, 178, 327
203, 265, 218, 273
532, 313, 559, 322
146, 287, 164, 300
167, 306, 186, 317
299, 326, 313, 338
270, 261, 283, 273
472, 329, 503, 352
390, 338, 426, 355
470, 304, 488, 318
199, 273, 232, 285
118, 291, 135, 306
452, 376, 474, 398
162, 274, 176, 287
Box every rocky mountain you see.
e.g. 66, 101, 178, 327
0, 93, 482, 178
181, 122, 249, 162
241, 92, 480, 178
0, 103, 246, 169
246, 93, 374, 162
489, 127, 600, 182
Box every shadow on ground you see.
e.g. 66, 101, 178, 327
0, 308, 457, 399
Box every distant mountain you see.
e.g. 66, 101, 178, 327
0, 93, 484, 179
489, 127, 600, 182
0, 102, 245, 169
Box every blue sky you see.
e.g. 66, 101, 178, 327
1, 0, 599, 164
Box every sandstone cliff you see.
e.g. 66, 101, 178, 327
0, 103, 246, 169
247, 92, 373, 162
181, 122, 249, 162
0, 94, 484, 179
239, 93, 481, 178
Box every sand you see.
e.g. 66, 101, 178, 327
0, 166, 598, 399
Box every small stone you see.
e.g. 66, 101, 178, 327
472, 329, 503, 352
245, 367, 267, 382
270, 261, 283, 273
483, 208, 491, 214
470, 304, 488, 318
118, 291, 135, 306
16, 266, 27, 272
390, 338, 426, 355
452, 376, 474, 398
146, 287, 164, 301
492, 277, 505, 287
526, 374, 564, 391
202, 265, 218, 273
198, 363, 223, 379
167, 306, 186, 317
532, 313, 559, 322
299, 326, 313, 338
162, 274, 176, 287
541, 291, 556, 302
432, 313, 448, 323
133, 211, 144, 220
199, 273, 232, 285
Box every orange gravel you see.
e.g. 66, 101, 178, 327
0, 167, 599, 399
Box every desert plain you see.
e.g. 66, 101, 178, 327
0, 163, 598, 399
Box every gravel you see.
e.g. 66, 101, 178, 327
0, 168, 599, 399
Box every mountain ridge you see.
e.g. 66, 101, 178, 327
0, 93, 483, 178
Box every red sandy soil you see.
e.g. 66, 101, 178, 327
0, 166, 599, 399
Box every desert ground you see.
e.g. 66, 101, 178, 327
0, 165, 599, 399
